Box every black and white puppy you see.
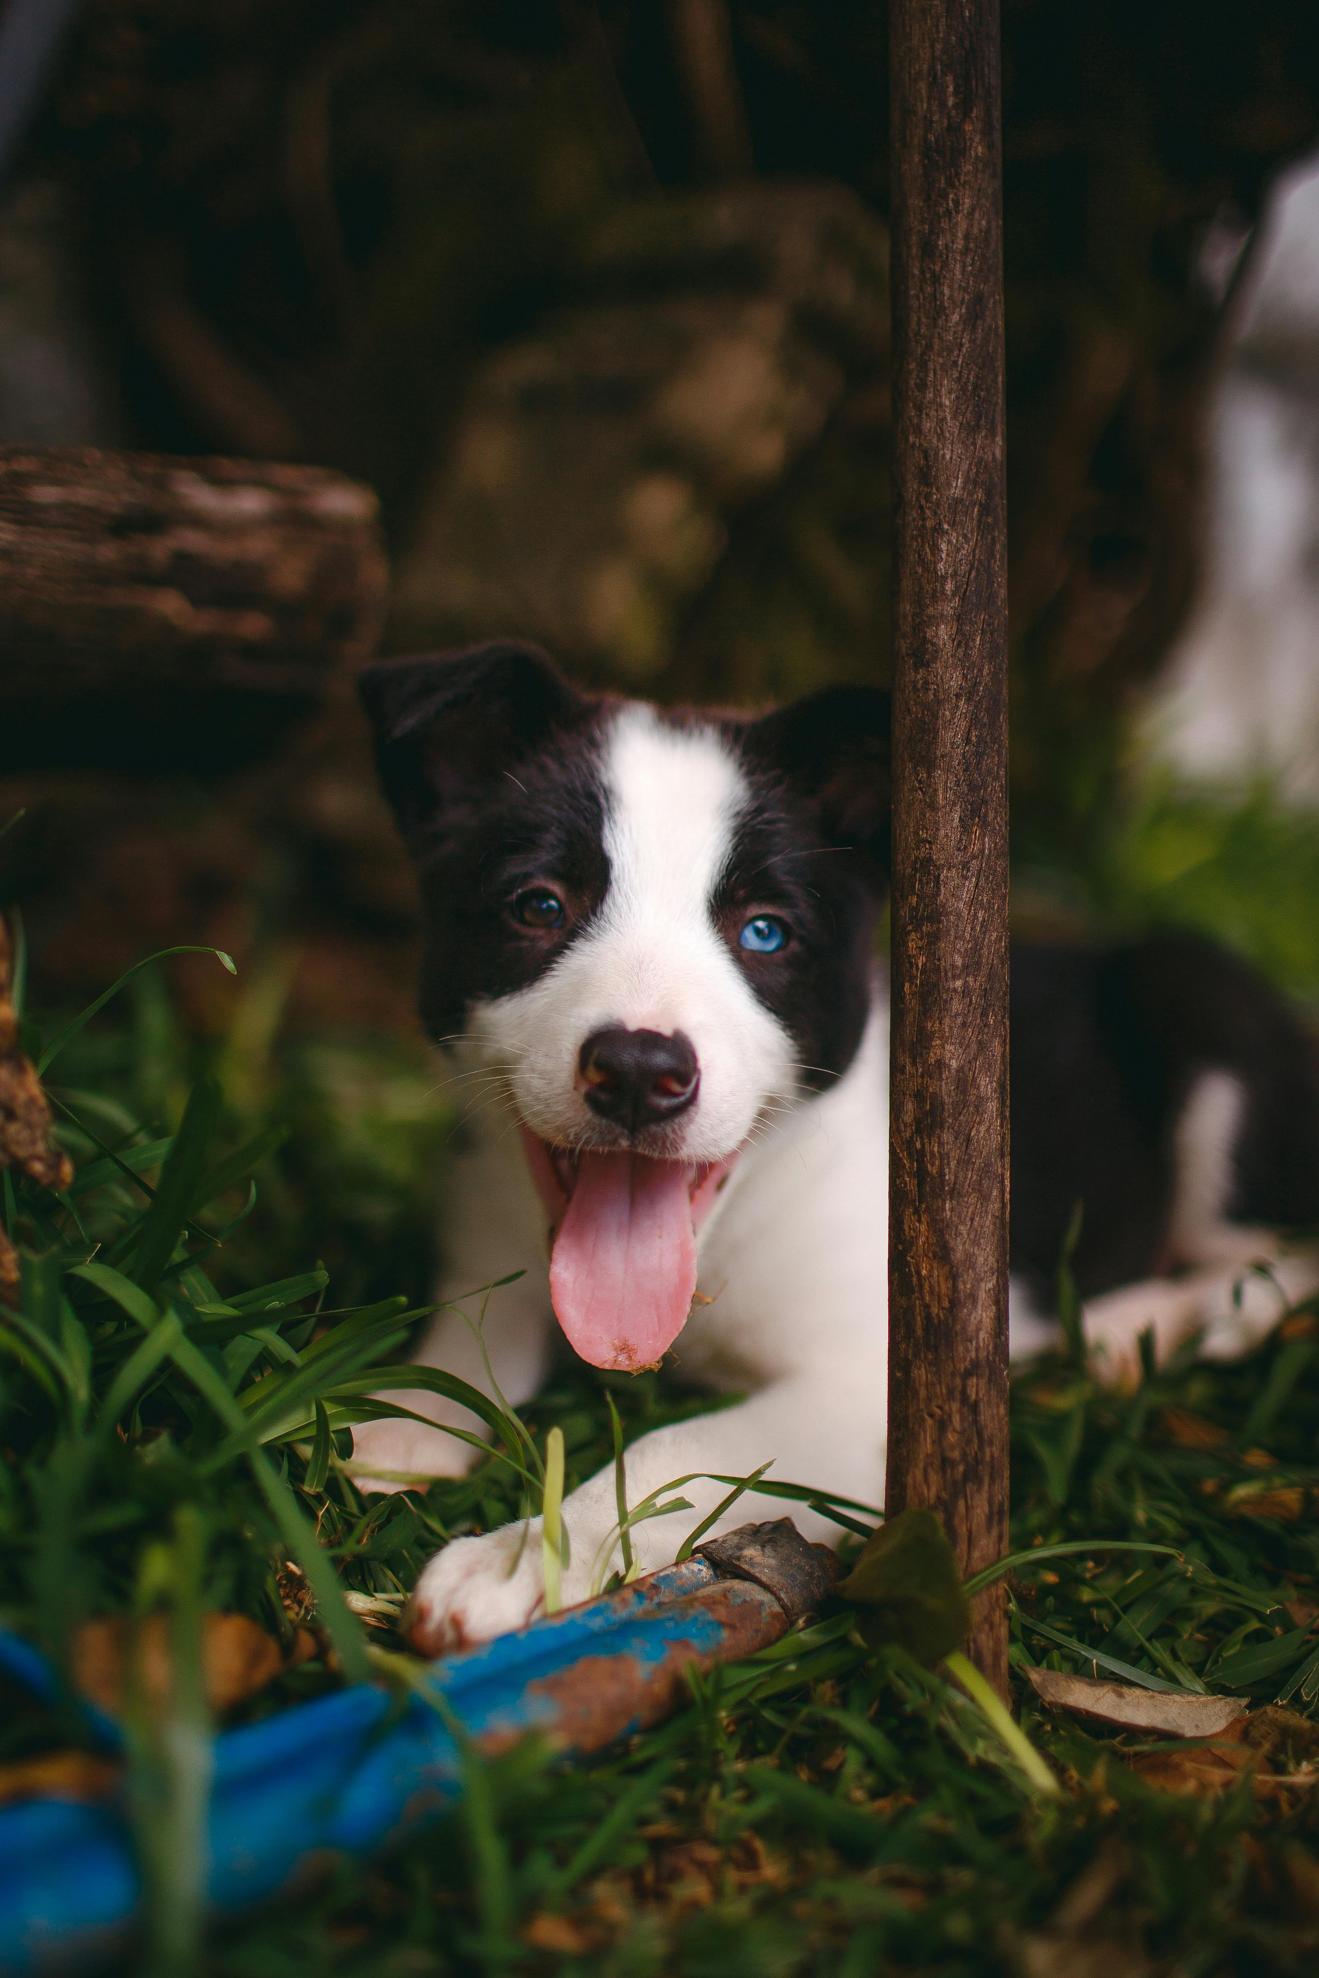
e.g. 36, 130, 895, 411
354, 642, 1319, 1652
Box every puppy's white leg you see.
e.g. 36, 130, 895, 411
1007, 1276, 1061, 1361
408, 1375, 885, 1654
350, 1283, 553, 1493
1080, 1243, 1319, 1385
1080, 1274, 1225, 1386
1196, 1242, 1319, 1361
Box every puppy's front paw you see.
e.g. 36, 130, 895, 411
350, 1413, 479, 1495
1082, 1279, 1207, 1388
407, 1521, 547, 1655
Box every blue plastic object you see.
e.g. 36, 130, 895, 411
0, 1524, 831, 1973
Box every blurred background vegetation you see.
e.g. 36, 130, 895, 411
3, 13, 1319, 1967
1, 0, 1318, 1292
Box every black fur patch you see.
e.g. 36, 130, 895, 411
710, 796, 880, 1090
359, 643, 612, 1042
719, 686, 892, 1088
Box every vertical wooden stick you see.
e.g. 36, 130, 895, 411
885, 0, 1010, 1693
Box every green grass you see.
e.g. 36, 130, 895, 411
3, 831, 1319, 1973
1019, 776, 1319, 1004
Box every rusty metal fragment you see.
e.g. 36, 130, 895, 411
695, 1517, 838, 1622
523, 1580, 790, 1757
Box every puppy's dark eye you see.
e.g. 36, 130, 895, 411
512, 886, 567, 931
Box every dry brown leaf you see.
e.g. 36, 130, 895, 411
0, 1047, 69, 1190
523, 1914, 599, 1955
276, 1561, 318, 1627
0, 915, 75, 1298
1019, 1933, 1150, 1978
1025, 1666, 1248, 1739
1128, 1709, 1319, 1801
72, 1612, 309, 1716
0, 1750, 120, 1805
1226, 1485, 1307, 1521
0, 1225, 18, 1304
0, 916, 73, 1191
1157, 1408, 1229, 1451
1130, 1743, 1250, 1796
1237, 1704, 1319, 1769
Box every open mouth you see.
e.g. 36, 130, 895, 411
519, 1130, 739, 1373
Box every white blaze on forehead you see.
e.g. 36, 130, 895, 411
599, 706, 746, 954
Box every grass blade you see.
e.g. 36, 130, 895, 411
542, 1426, 566, 1614
1021, 1615, 1187, 1692
944, 1650, 1060, 1798
676, 1462, 772, 1562
607, 1393, 635, 1584
38, 946, 236, 1074
129, 1077, 223, 1293
963, 1539, 1183, 1597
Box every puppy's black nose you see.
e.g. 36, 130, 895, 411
578, 1027, 700, 1135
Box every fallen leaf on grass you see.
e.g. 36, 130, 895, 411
72, 1613, 315, 1716
1237, 1705, 1319, 1770
523, 1914, 599, 1955
1025, 1667, 1247, 1739
1156, 1408, 1229, 1450
0, 1751, 119, 1805
1127, 1705, 1319, 1800
1129, 1743, 1252, 1796
629, 1825, 791, 1916
1019, 1934, 1150, 1978
0, 914, 74, 1299
1224, 1484, 1309, 1521
276, 1561, 318, 1627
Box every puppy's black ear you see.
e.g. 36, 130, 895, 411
358, 641, 586, 851
742, 685, 891, 877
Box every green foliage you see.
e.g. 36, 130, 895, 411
0, 954, 538, 1695
1020, 777, 1319, 1005
837, 1509, 971, 1664
2, 937, 1318, 1973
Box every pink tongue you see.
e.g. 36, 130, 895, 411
549, 1151, 696, 1371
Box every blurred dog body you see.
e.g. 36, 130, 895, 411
354, 644, 1319, 1652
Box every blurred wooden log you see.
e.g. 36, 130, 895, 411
0, 447, 387, 772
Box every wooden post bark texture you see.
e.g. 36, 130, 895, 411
0, 447, 387, 773
885, 0, 1010, 1693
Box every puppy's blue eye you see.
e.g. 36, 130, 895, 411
739, 914, 789, 955
513, 887, 567, 930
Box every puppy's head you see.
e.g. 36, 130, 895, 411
361, 642, 889, 1369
